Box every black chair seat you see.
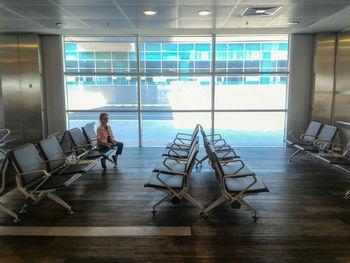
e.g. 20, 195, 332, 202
144, 172, 185, 190
162, 148, 189, 159
153, 160, 186, 174
28, 173, 82, 191
221, 162, 255, 176
225, 176, 269, 194
165, 142, 190, 149
295, 144, 318, 152
85, 149, 112, 159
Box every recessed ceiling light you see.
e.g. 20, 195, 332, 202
144, 10, 157, 16
255, 9, 266, 14
197, 10, 211, 16
288, 21, 300, 25
55, 22, 65, 27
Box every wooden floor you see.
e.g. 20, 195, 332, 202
1, 147, 350, 262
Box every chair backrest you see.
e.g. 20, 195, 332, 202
9, 144, 45, 187
38, 136, 65, 172
317, 125, 338, 147
210, 150, 225, 185
82, 122, 97, 144
303, 121, 322, 143
185, 143, 199, 174
67, 128, 90, 155
190, 124, 200, 141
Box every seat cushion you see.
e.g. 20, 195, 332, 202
165, 142, 190, 149
221, 162, 254, 176
153, 160, 186, 174
224, 176, 269, 194
28, 174, 81, 191
162, 148, 189, 158
294, 144, 317, 152
144, 172, 185, 190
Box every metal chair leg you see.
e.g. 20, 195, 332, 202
202, 195, 227, 217
0, 201, 19, 222
288, 149, 301, 162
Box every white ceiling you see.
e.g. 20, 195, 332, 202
0, 0, 350, 35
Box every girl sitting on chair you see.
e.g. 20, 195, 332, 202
97, 113, 124, 169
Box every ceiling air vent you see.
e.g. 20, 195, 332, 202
241, 7, 281, 16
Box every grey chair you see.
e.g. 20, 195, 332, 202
162, 136, 199, 159
81, 122, 98, 146
67, 128, 116, 167
165, 124, 200, 150
38, 136, 96, 175
9, 143, 82, 215
284, 121, 322, 146
145, 144, 204, 214
200, 144, 269, 219
288, 124, 338, 162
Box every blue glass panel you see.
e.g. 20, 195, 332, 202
245, 43, 260, 51
145, 52, 161, 60
178, 52, 194, 60
79, 68, 95, 73
228, 43, 244, 51
65, 52, 78, 60
195, 43, 211, 51
96, 76, 112, 85
65, 43, 77, 51
262, 52, 271, 59
162, 52, 177, 60
79, 60, 95, 68
79, 52, 94, 59
195, 61, 210, 69
244, 61, 260, 72
112, 52, 128, 59
96, 60, 111, 68
216, 43, 227, 51
95, 52, 111, 59
262, 43, 278, 51
261, 60, 276, 72
227, 61, 243, 72
179, 43, 194, 51
216, 51, 227, 60
179, 61, 194, 73
145, 61, 161, 72
215, 61, 227, 70
129, 52, 137, 60
66, 60, 78, 68
228, 52, 244, 60
162, 61, 177, 70
277, 60, 288, 71
227, 76, 243, 84
278, 43, 288, 51
145, 43, 161, 51
162, 43, 177, 51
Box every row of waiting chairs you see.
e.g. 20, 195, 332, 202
0, 123, 115, 222
284, 121, 350, 197
144, 124, 269, 219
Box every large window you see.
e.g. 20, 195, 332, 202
64, 35, 288, 146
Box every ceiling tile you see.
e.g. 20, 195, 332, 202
133, 19, 176, 28
0, 7, 22, 18
81, 19, 132, 29
179, 0, 238, 5
7, 5, 74, 19
52, 0, 115, 5
0, 0, 52, 5
286, 3, 348, 18
61, 5, 124, 19
179, 19, 224, 28
179, 6, 232, 19
34, 19, 86, 28
117, 0, 174, 5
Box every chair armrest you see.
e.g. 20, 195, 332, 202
220, 159, 245, 174
175, 132, 192, 138
156, 169, 187, 176
0, 129, 10, 141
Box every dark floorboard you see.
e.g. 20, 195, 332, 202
1, 147, 350, 262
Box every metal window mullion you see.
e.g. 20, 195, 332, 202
211, 34, 216, 144
137, 35, 142, 147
